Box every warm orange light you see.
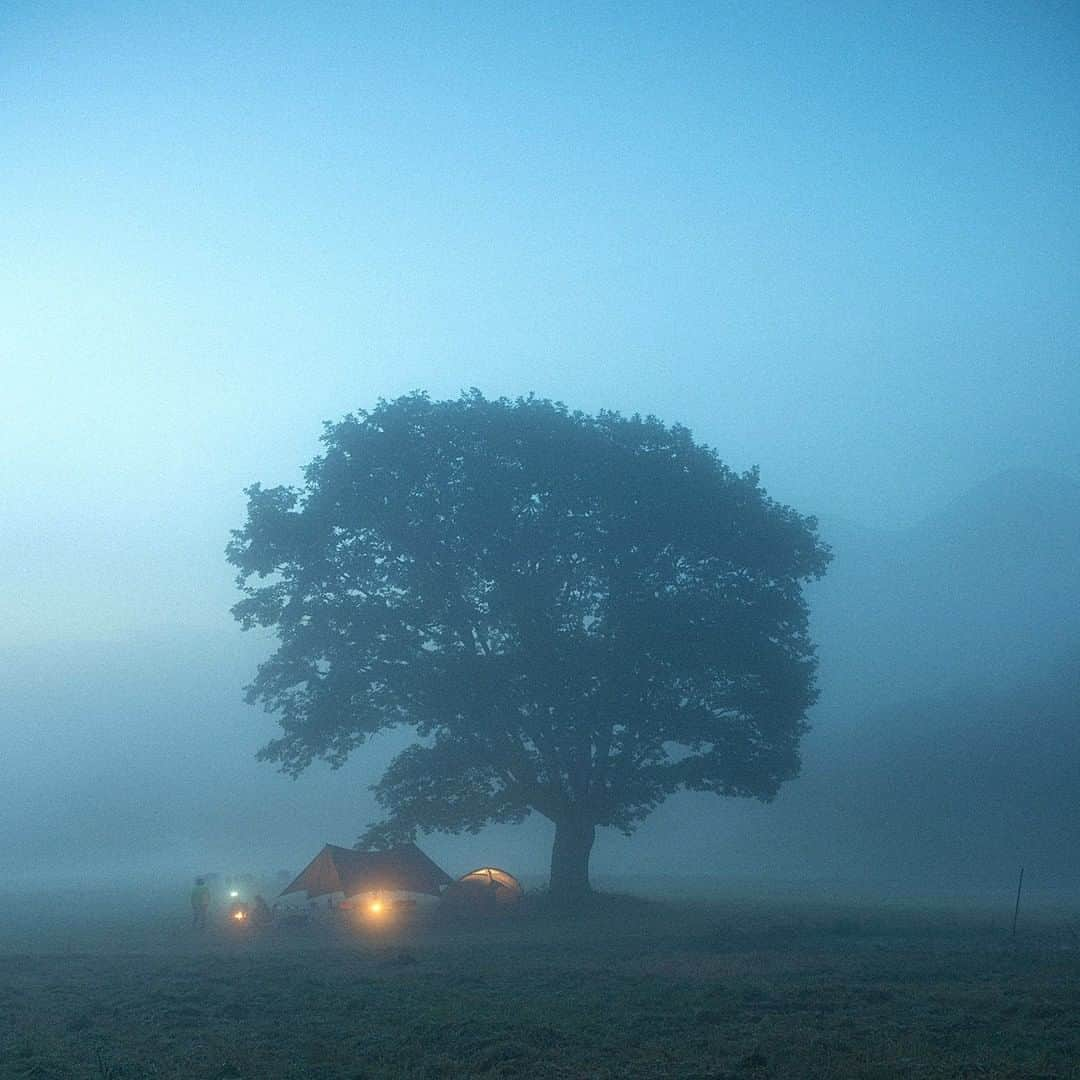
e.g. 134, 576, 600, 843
369, 900, 383, 915
232, 910, 246, 921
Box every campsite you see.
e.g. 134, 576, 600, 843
269, 843, 523, 924
2, 877, 1079, 1080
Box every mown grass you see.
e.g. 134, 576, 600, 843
1, 893, 1078, 1079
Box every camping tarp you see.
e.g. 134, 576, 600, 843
281, 843, 452, 899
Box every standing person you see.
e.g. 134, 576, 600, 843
190, 877, 211, 929
251, 894, 273, 927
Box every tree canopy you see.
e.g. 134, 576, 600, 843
228, 391, 831, 901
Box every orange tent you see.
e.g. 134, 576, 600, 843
280, 843, 452, 899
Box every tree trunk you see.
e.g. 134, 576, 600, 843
549, 817, 596, 906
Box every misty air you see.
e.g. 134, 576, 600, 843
2, 5, 1078, 1079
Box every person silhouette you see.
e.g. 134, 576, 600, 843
190, 877, 211, 929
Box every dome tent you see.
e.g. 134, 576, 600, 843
444, 867, 524, 911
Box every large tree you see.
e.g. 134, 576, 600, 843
228, 391, 830, 902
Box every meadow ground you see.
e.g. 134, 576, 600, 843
1, 886, 1078, 1080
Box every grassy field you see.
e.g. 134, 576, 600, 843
1, 888, 1078, 1079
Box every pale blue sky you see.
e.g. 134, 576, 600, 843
2, 1, 1078, 649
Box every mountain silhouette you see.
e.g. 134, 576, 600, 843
809, 467, 1080, 717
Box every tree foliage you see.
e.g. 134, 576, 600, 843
228, 391, 831, 898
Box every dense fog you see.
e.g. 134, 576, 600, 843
2, 5, 1077, 903
4, 466, 1077, 897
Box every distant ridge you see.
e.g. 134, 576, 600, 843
919, 466, 1080, 550
808, 467, 1080, 713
